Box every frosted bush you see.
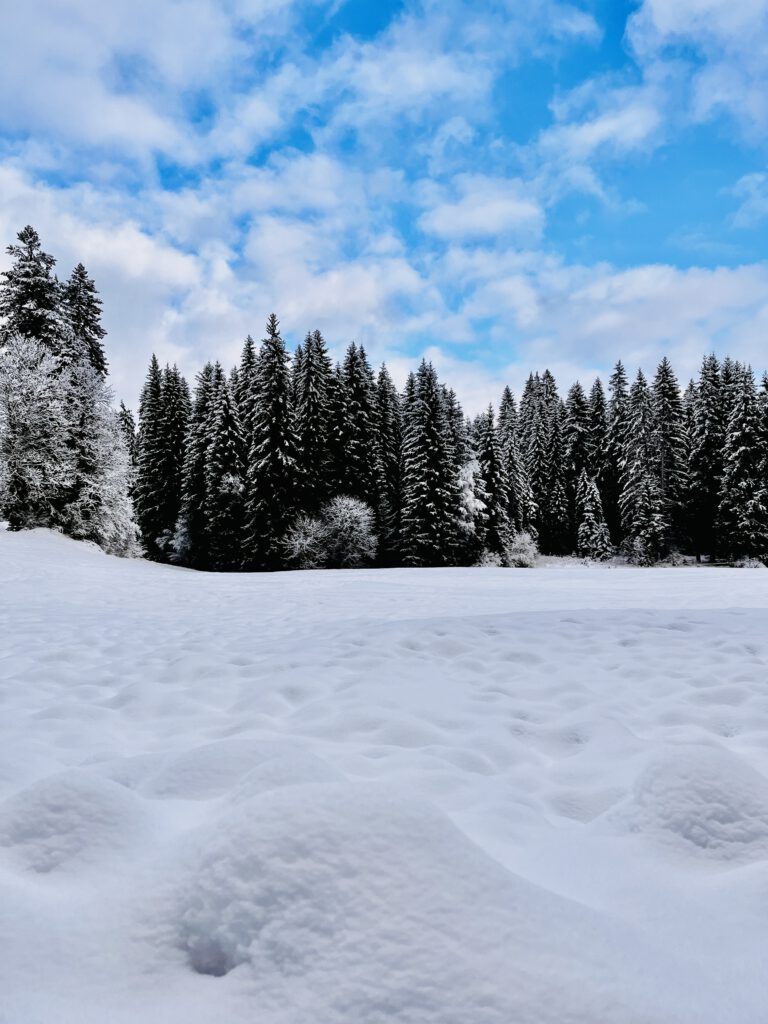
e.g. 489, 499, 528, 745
505, 531, 538, 568
283, 496, 377, 569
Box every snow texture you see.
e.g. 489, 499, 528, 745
0, 527, 767, 1023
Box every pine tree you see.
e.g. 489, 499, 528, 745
204, 365, 246, 571
441, 386, 469, 471
620, 370, 668, 563
337, 343, 379, 507
0, 226, 63, 350
325, 363, 348, 497
400, 361, 461, 566
174, 363, 215, 568
158, 365, 190, 552
652, 356, 687, 547
62, 263, 108, 375
244, 314, 300, 569
294, 329, 332, 512
134, 356, 166, 559
563, 381, 590, 538
498, 386, 518, 452
575, 470, 612, 560
117, 402, 137, 467
716, 367, 768, 561
603, 361, 629, 543
688, 354, 724, 560
586, 377, 608, 480
237, 335, 259, 446
55, 355, 138, 555
374, 363, 403, 563
474, 406, 510, 559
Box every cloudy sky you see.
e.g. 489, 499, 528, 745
1, 0, 767, 411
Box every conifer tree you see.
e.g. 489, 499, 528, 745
441, 385, 469, 471
244, 315, 300, 569
325, 362, 348, 497
498, 386, 518, 452
0, 226, 63, 350
62, 263, 108, 375
237, 335, 259, 447
474, 406, 510, 559
688, 354, 724, 559
540, 404, 570, 554
204, 365, 246, 570
174, 363, 215, 568
337, 343, 379, 507
575, 470, 612, 560
374, 363, 403, 563
586, 377, 608, 480
563, 381, 590, 536
652, 356, 687, 546
134, 356, 166, 559
716, 367, 768, 561
294, 329, 332, 512
602, 361, 629, 543
400, 361, 461, 566
620, 370, 668, 563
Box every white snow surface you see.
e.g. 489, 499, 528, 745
1, 529, 767, 1023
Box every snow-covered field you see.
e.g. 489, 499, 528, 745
1, 531, 767, 1024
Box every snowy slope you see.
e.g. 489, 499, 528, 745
1, 529, 767, 1023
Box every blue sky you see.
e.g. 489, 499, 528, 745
1, 0, 767, 411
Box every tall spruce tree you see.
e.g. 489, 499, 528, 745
576, 470, 613, 560
0, 226, 63, 351
134, 356, 166, 559
337, 343, 379, 507
244, 315, 300, 569
400, 361, 461, 566
688, 354, 724, 559
620, 370, 668, 563
603, 361, 629, 544
374, 363, 403, 563
716, 367, 768, 561
204, 365, 246, 571
62, 263, 108, 375
474, 405, 510, 559
174, 363, 215, 568
586, 377, 608, 480
294, 329, 332, 512
652, 356, 687, 547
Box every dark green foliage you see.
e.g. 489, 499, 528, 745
62, 263, 108, 375
716, 368, 768, 561
294, 330, 332, 512
244, 315, 300, 569
0, 226, 63, 351
400, 361, 461, 566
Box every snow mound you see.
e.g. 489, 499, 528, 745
141, 739, 298, 800
605, 745, 768, 862
0, 770, 147, 873
177, 782, 672, 1024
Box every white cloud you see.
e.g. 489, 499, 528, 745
730, 172, 768, 228
419, 175, 544, 241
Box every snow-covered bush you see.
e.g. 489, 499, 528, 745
283, 513, 327, 569
476, 549, 504, 567
505, 531, 538, 568
283, 497, 377, 570
320, 496, 377, 569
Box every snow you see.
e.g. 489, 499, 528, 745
1, 529, 767, 1022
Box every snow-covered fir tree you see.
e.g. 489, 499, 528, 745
688, 354, 725, 560
474, 406, 510, 560
294, 329, 332, 513
62, 263, 108, 376
400, 361, 461, 566
244, 315, 300, 570
204, 365, 246, 571
716, 367, 768, 561
374, 363, 403, 563
174, 363, 215, 568
620, 370, 668, 564
576, 470, 613, 561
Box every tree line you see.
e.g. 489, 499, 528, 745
1, 226, 767, 569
